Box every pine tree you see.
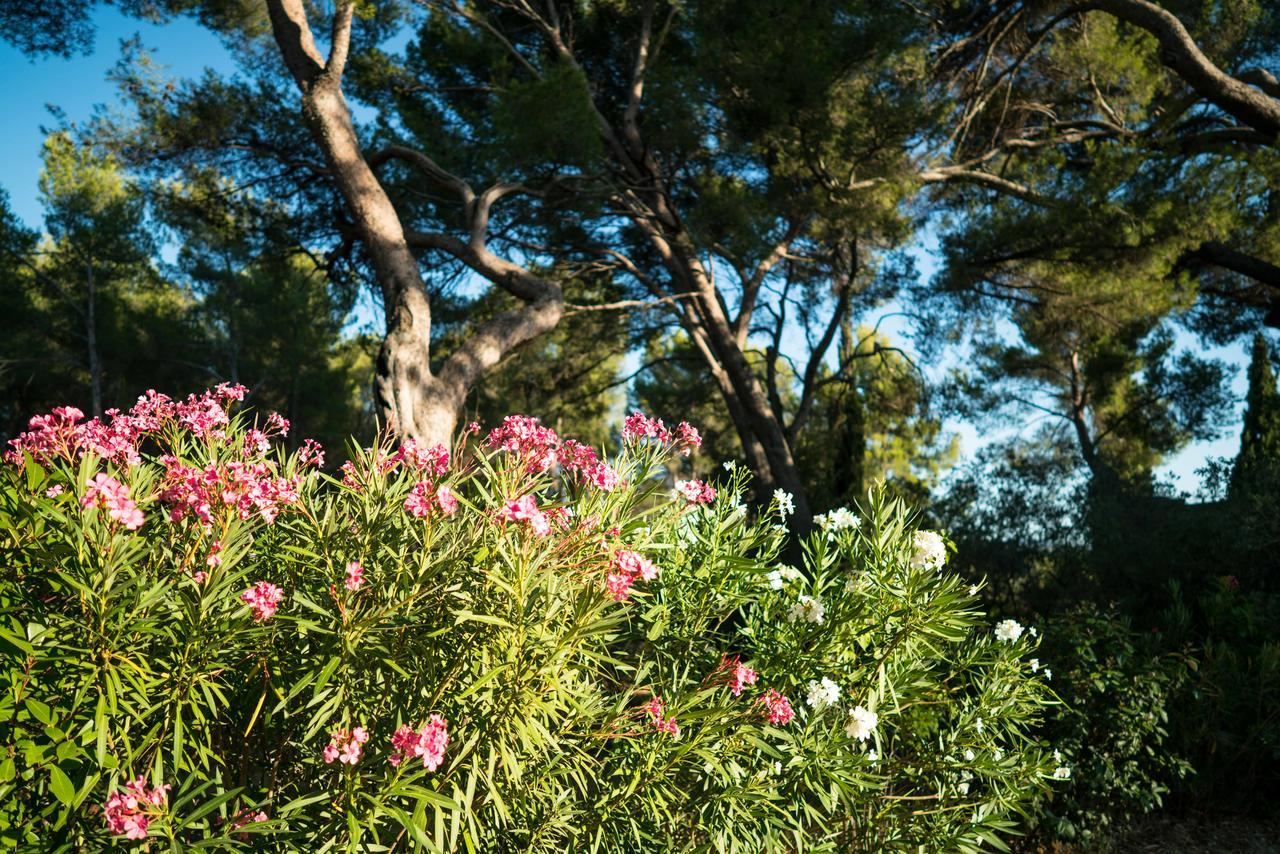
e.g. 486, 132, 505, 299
1232, 334, 1280, 494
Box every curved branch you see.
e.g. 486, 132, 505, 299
1093, 0, 1280, 139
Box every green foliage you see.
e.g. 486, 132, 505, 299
0, 392, 1060, 850
1030, 605, 1194, 844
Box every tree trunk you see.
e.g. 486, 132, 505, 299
267, 0, 563, 445
85, 262, 102, 417
664, 235, 811, 524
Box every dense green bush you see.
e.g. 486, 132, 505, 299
1028, 604, 1193, 845
0, 387, 1062, 850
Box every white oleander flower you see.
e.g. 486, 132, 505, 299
1044, 668, 1052, 680
1029, 626, 1039, 637
1030, 658, 1040, 672
911, 530, 947, 569
844, 705, 878, 741
975, 716, 984, 733
814, 506, 860, 534
788, 594, 826, 624
867, 749, 878, 762
994, 748, 1004, 761
994, 619, 1024, 643
772, 761, 783, 775
968, 584, 979, 596
722, 460, 737, 472
1053, 766, 1071, 780
768, 564, 802, 589
963, 748, 976, 761
773, 489, 795, 518
805, 677, 841, 710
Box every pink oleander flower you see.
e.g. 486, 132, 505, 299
622, 412, 672, 445
345, 561, 365, 591
486, 415, 560, 472
240, 581, 284, 622
389, 714, 450, 771
559, 440, 622, 492
436, 484, 458, 516
244, 429, 271, 457
207, 539, 223, 568
643, 696, 680, 738
759, 689, 795, 725
340, 460, 360, 489
675, 421, 702, 455
324, 726, 369, 765
604, 548, 660, 602
405, 481, 434, 518
396, 439, 450, 476
615, 549, 660, 582
103, 776, 171, 840
192, 570, 209, 584
82, 473, 145, 530
676, 479, 717, 505
298, 438, 326, 469
715, 655, 759, 697
45, 484, 65, 498
499, 494, 552, 536
605, 570, 635, 601
267, 412, 290, 436
228, 808, 269, 840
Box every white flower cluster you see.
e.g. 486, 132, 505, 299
773, 489, 795, 518
994, 619, 1023, 643
813, 507, 859, 533
910, 530, 947, 570
787, 594, 826, 624
805, 677, 841, 710
768, 564, 803, 590
844, 705, 878, 741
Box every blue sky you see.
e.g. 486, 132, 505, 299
0, 5, 1252, 493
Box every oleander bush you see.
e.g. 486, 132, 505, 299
0, 386, 1064, 851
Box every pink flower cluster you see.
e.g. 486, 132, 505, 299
716, 655, 759, 697
389, 714, 450, 771
559, 439, 622, 492
486, 416, 622, 490
676, 479, 717, 505
228, 808, 269, 840
621, 413, 702, 456
323, 726, 368, 765
605, 549, 660, 601
499, 494, 552, 536
297, 438, 326, 469
241, 581, 284, 622
103, 776, 171, 840
81, 473, 145, 530
4, 385, 269, 471
395, 439, 450, 476
759, 689, 796, 725
644, 697, 680, 737
159, 457, 301, 527
486, 415, 560, 472
345, 561, 365, 591
404, 481, 458, 518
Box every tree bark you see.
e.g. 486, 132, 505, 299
85, 262, 102, 418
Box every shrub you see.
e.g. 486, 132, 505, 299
1028, 604, 1194, 845
0, 388, 1061, 850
